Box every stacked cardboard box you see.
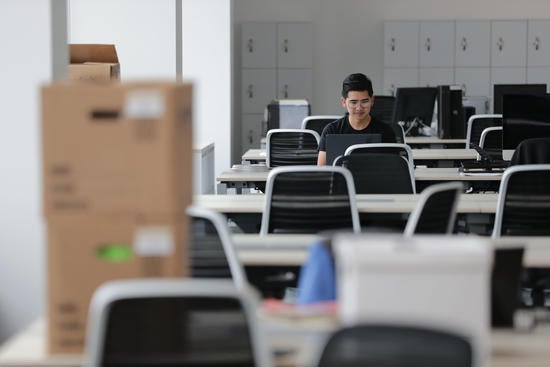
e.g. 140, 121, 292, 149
42, 81, 193, 354
69, 44, 120, 81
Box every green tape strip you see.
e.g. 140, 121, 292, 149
97, 244, 133, 263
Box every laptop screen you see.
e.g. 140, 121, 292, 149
326, 133, 381, 165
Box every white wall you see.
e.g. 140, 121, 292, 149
70, 0, 232, 178
233, 0, 550, 125
0, 0, 67, 343
182, 0, 233, 178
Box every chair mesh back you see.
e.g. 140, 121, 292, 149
469, 117, 502, 147
269, 131, 319, 167
318, 325, 472, 367
348, 145, 410, 160
337, 153, 414, 194
304, 118, 337, 136
414, 188, 458, 234
501, 169, 550, 236
190, 217, 232, 278
481, 129, 503, 160
268, 171, 354, 233
102, 297, 254, 367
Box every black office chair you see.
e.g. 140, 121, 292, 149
317, 324, 472, 367
301, 115, 340, 136
465, 114, 502, 149
510, 137, 550, 166
404, 182, 463, 236
492, 164, 550, 307
334, 143, 416, 194
187, 206, 247, 287
479, 126, 503, 160
266, 129, 320, 167
260, 166, 360, 234
334, 153, 415, 194
85, 279, 273, 367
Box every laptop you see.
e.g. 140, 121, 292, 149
325, 133, 381, 165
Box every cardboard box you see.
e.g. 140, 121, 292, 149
47, 213, 188, 354
42, 81, 193, 216
69, 44, 120, 81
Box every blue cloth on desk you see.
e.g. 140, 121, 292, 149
297, 240, 336, 304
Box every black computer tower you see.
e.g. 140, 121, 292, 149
437, 86, 465, 139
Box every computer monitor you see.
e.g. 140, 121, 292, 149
493, 84, 546, 114
502, 93, 550, 160
391, 87, 437, 136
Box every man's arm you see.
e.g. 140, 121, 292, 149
317, 151, 327, 166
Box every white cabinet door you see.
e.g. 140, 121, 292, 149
527, 67, 550, 88
277, 23, 313, 68
241, 69, 277, 114
527, 20, 550, 67
384, 21, 419, 68
419, 68, 454, 87
383, 68, 419, 96
455, 68, 491, 97
241, 114, 264, 154
277, 69, 313, 103
491, 20, 527, 67
455, 20, 491, 67
419, 21, 455, 68
241, 23, 277, 68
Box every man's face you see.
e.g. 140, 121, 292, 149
341, 90, 374, 121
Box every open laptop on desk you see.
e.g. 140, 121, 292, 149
459, 144, 509, 174
326, 133, 381, 166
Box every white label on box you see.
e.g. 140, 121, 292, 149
134, 226, 174, 256
124, 89, 165, 119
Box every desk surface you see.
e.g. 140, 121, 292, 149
242, 148, 478, 163
405, 136, 466, 145
231, 233, 550, 268
195, 193, 499, 214
218, 167, 502, 185
2, 317, 550, 367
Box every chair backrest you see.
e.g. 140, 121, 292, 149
317, 324, 472, 367
334, 153, 415, 194
187, 206, 247, 288
479, 126, 503, 160
509, 137, 550, 166
301, 115, 340, 136
344, 142, 414, 163
260, 166, 360, 235
86, 279, 272, 367
492, 164, 550, 237
404, 182, 463, 236
266, 128, 320, 168
465, 114, 502, 149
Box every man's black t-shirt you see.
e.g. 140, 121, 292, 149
318, 114, 397, 151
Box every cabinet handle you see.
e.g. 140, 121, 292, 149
283, 39, 289, 53
461, 37, 467, 51
247, 38, 253, 53
497, 37, 504, 52
534, 36, 541, 51
390, 38, 396, 52
283, 85, 289, 98
390, 83, 396, 96
425, 37, 431, 52
461, 84, 466, 97
247, 84, 253, 99
248, 130, 253, 145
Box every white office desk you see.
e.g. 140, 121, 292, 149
241, 148, 477, 165
404, 136, 466, 147
217, 167, 502, 194
2, 317, 550, 367
232, 234, 550, 268
195, 193, 498, 214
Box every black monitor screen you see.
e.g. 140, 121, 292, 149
502, 93, 550, 160
391, 87, 437, 133
493, 84, 546, 114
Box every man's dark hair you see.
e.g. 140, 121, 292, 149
341, 73, 373, 98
